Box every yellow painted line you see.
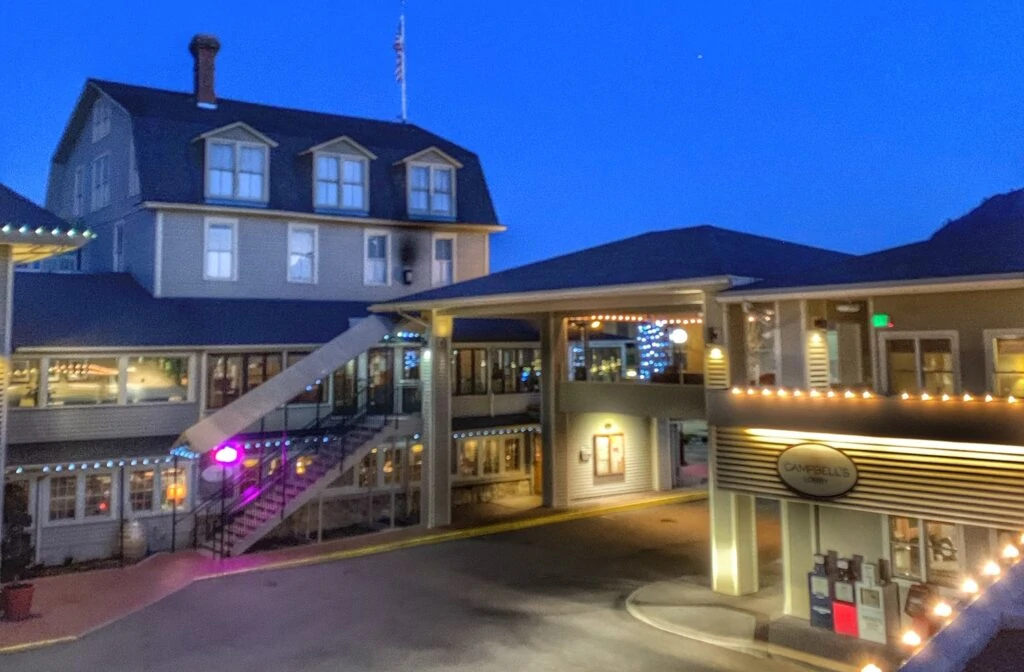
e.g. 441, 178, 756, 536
200, 490, 708, 580
0, 635, 78, 655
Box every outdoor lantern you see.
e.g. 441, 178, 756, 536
213, 445, 241, 465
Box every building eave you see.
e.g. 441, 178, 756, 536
718, 273, 1024, 303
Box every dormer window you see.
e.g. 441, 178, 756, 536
315, 154, 368, 211
92, 98, 111, 142
206, 141, 268, 202
409, 164, 454, 217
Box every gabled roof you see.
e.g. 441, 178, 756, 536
395, 146, 464, 169
193, 121, 279, 147
722, 188, 1024, 297
0, 183, 92, 262
11, 273, 541, 350
54, 80, 499, 226
301, 135, 378, 159
372, 225, 853, 310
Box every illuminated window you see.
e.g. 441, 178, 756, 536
161, 467, 187, 511
744, 303, 777, 386
129, 470, 155, 513
48, 358, 119, 405
84, 474, 113, 517
883, 335, 956, 395
482, 438, 500, 475
409, 443, 423, 482
452, 348, 488, 396
925, 521, 961, 588
48, 476, 77, 521
359, 449, 378, 488
993, 336, 1024, 397
126, 356, 189, 403
207, 353, 287, 409
493, 348, 540, 393
384, 447, 403, 485
9, 358, 40, 407
454, 439, 478, 477
504, 437, 523, 473
889, 516, 922, 580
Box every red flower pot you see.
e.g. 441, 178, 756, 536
2, 583, 34, 621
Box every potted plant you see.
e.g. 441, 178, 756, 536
2, 489, 36, 621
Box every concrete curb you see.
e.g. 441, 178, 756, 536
624, 590, 861, 672
0, 490, 707, 655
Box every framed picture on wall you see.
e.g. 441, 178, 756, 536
593, 434, 625, 476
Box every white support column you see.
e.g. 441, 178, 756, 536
708, 427, 759, 596
781, 500, 817, 618
421, 311, 453, 528
0, 246, 15, 581
651, 417, 673, 491
540, 314, 569, 508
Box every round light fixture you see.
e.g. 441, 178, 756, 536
669, 328, 688, 344
213, 445, 240, 465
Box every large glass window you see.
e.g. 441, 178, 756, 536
316, 155, 367, 210
245, 353, 282, 393
204, 220, 236, 280
993, 336, 1024, 397
504, 437, 523, 473
49, 476, 77, 521
364, 232, 389, 285
453, 348, 488, 396
208, 353, 285, 409
884, 335, 956, 395
161, 466, 188, 511
432, 236, 454, 286
84, 474, 113, 517
408, 164, 455, 217
384, 447, 403, 485
482, 438, 501, 475
9, 358, 40, 407
48, 358, 119, 405
492, 348, 540, 394
359, 449, 378, 488
454, 439, 478, 477
129, 470, 155, 513
287, 225, 317, 283
745, 303, 777, 386
126, 356, 189, 403
286, 352, 326, 404
207, 141, 267, 202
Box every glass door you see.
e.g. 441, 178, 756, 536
367, 348, 394, 414
332, 359, 358, 416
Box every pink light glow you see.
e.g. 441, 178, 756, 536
213, 445, 240, 465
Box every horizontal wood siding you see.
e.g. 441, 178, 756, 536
567, 412, 653, 501
9, 403, 199, 444
37, 513, 193, 565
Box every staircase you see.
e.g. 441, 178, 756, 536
192, 408, 421, 558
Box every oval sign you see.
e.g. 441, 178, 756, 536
777, 443, 858, 498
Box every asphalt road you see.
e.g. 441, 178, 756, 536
6, 500, 797, 672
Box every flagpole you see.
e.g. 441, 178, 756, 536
399, 2, 408, 123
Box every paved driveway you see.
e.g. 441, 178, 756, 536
6, 500, 794, 671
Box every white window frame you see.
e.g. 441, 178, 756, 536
287, 223, 318, 284
90, 153, 111, 212
364, 229, 391, 286
128, 138, 140, 197
92, 97, 111, 142
313, 152, 369, 212
113, 220, 125, 272
204, 140, 270, 203
431, 233, 456, 286
878, 330, 960, 395
203, 217, 238, 281
407, 162, 457, 218
73, 166, 85, 216
983, 328, 1024, 395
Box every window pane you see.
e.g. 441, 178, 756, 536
920, 339, 954, 394
886, 339, 917, 394
995, 337, 1024, 396
482, 439, 500, 475
9, 358, 40, 407
342, 159, 363, 183
432, 193, 451, 214
409, 443, 423, 482
925, 520, 960, 587
410, 190, 429, 211
457, 439, 478, 477
889, 516, 922, 579
317, 182, 339, 206
342, 184, 364, 210
411, 166, 429, 189
209, 169, 233, 197
207, 354, 243, 409
289, 229, 315, 282
85, 474, 112, 517
367, 235, 387, 259
317, 155, 339, 181
433, 168, 452, 192
239, 146, 265, 172
49, 476, 77, 521
48, 358, 119, 405
245, 354, 282, 392
207, 225, 233, 251
126, 356, 189, 403
384, 447, 403, 485
210, 143, 234, 170
744, 304, 777, 386
504, 437, 522, 472
161, 467, 187, 511
237, 173, 263, 200
359, 448, 378, 487
130, 470, 155, 512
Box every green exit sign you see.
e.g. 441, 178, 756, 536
872, 313, 892, 328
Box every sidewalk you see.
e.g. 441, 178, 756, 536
0, 488, 706, 654
626, 576, 906, 672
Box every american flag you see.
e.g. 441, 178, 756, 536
393, 20, 405, 83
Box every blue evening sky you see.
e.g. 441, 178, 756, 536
2, 2, 1023, 271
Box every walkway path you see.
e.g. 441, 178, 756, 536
0, 489, 704, 654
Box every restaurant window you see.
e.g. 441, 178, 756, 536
453, 348, 488, 395
245, 353, 282, 393
84, 474, 113, 517
744, 303, 777, 386
993, 335, 1024, 397
207, 354, 243, 409
482, 438, 500, 475
883, 335, 956, 395
129, 470, 155, 513
286, 352, 326, 404
454, 438, 478, 477
161, 466, 188, 511
359, 449, 378, 488
889, 516, 923, 580
504, 436, 523, 472
492, 348, 540, 394
9, 358, 40, 407
409, 443, 423, 482
924, 520, 961, 587
402, 348, 420, 380
48, 358, 119, 405
126, 356, 189, 403
49, 476, 77, 521
384, 447, 403, 485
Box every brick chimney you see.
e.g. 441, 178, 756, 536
189, 34, 221, 108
